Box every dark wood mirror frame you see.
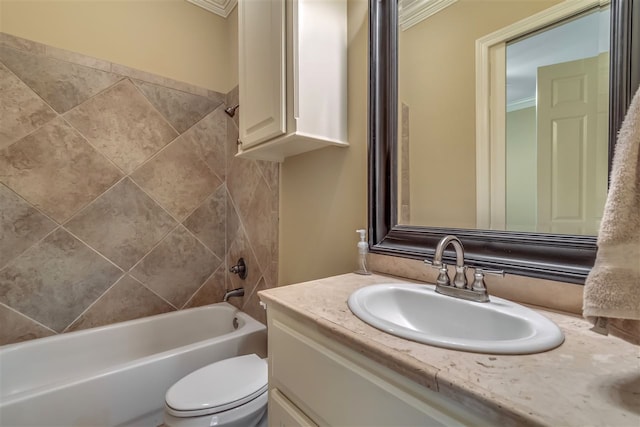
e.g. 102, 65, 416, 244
368, 0, 639, 284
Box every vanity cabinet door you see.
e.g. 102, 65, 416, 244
267, 311, 484, 426
269, 388, 318, 427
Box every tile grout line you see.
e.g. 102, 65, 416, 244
128, 77, 183, 136
0, 184, 60, 266
126, 275, 179, 311
60, 225, 125, 274
61, 272, 126, 333
226, 183, 272, 281
127, 175, 228, 261
180, 263, 225, 310
127, 177, 185, 225
61, 175, 129, 228
0, 301, 57, 335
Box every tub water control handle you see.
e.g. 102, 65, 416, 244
229, 258, 247, 280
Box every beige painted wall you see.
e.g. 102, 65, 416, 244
398, 0, 559, 228
0, 0, 237, 92
278, 0, 368, 286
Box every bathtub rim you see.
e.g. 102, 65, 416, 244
0, 303, 266, 404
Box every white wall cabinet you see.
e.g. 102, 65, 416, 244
238, 0, 348, 162
266, 307, 487, 427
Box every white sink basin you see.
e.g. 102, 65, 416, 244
347, 283, 564, 354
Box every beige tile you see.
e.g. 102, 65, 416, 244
131, 133, 222, 220
0, 32, 46, 55
0, 118, 123, 222
110, 63, 221, 100
130, 226, 221, 308
227, 157, 261, 220
44, 45, 111, 72
0, 45, 122, 113
65, 178, 177, 270
256, 160, 279, 192
0, 63, 57, 150
180, 107, 227, 179
66, 275, 174, 332
64, 79, 178, 174
0, 184, 56, 269
133, 80, 223, 133
242, 178, 277, 284
0, 228, 122, 332
242, 277, 267, 324
184, 265, 226, 308
226, 189, 241, 253
183, 184, 226, 259
0, 303, 55, 346
226, 226, 262, 304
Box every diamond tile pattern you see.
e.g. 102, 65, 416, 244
133, 80, 222, 133
0, 34, 279, 345
131, 129, 223, 220
0, 184, 56, 268
0, 118, 123, 222
0, 228, 122, 332
0, 303, 54, 346
66, 275, 174, 332
0, 63, 57, 149
130, 226, 220, 308
65, 178, 177, 270
183, 184, 226, 259
64, 80, 178, 173
0, 45, 122, 113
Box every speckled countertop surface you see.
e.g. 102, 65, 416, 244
259, 273, 640, 427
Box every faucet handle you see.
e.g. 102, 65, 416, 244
453, 265, 467, 288
425, 259, 451, 286
471, 268, 504, 292
424, 258, 442, 268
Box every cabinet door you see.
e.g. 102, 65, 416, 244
238, 0, 286, 148
269, 388, 317, 427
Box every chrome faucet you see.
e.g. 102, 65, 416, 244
431, 235, 467, 288
425, 235, 504, 303
223, 287, 245, 302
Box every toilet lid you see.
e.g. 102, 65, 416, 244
166, 354, 267, 414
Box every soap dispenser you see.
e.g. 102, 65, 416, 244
355, 229, 371, 275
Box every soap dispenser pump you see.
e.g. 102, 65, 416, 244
355, 229, 371, 275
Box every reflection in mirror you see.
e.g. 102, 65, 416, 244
506, 7, 610, 235
397, 0, 610, 236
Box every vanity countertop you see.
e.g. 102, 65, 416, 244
258, 273, 640, 427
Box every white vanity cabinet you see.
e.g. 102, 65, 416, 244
266, 306, 486, 427
237, 0, 348, 162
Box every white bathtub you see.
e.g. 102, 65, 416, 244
0, 303, 267, 427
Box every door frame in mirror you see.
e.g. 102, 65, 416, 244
368, 0, 639, 284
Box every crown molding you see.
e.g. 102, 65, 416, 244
507, 96, 536, 112
187, 0, 237, 18
399, 0, 457, 31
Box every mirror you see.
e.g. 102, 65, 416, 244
398, 1, 610, 234
369, 0, 639, 283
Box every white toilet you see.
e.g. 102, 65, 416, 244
164, 354, 268, 427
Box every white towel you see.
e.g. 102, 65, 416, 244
583, 85, 640, 345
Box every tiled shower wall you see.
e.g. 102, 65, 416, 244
0, 33, 278, 346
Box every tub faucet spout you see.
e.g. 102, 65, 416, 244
223, 287, 245, 302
